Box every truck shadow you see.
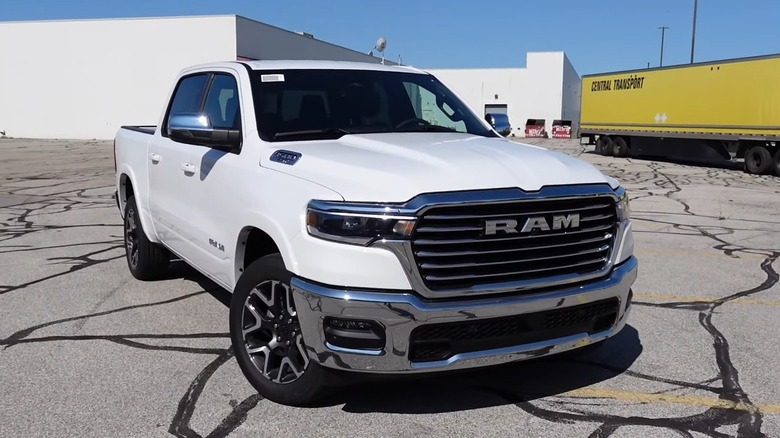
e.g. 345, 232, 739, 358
164, 260, 233, 307
328, 326, 642, 414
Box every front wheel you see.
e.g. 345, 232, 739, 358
229, 254, 333, 406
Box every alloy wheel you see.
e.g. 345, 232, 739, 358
125, 207, 139, 267
242, 280, 309, 384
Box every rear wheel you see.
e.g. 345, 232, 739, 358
124, 195, 170, 280
745, 146, 772, 174
772, 149, 780, 177
612, 136, 629, 158
595, 136, 612, 155
230, 254, 333, 406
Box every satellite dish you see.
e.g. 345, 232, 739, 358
375, 37, 387, 53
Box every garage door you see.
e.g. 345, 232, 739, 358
484, 104, 507, 115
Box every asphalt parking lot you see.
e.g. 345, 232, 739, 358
2, 137, 780, 438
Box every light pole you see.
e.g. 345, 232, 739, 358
658, 26, 669, 67
690, 0, 698, 63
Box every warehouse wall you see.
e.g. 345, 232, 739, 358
0, 16, 237, 139
561, 54, 582, 133
427, 68, 525, 135
428, 52, 579, 137
521, 52, 565, 135
236, 16, 383, 63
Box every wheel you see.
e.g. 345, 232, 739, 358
124, 195, 170, 280
745, 146, 772, 174
230, 254, 333, 406
772, 149, 780, 177
595, 136, 612, 155
612, 136, 629, 157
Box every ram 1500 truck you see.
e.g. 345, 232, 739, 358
114, 60, 637, 406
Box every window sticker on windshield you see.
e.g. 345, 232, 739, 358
261, 74, 285, 83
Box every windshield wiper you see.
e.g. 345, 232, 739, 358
273, 128, 352, 140
397, 124, 458, 133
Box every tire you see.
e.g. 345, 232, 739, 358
595, 136, 612, 155
230, 254, 333, 406
772, 149, 780, 177
124, 195, 170, 280
745, 146, 772, 174
612, 136, 629, 158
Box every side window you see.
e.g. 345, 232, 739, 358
402, 82, 466, 132
166, 74, 209, 131
203, 74, 241, 130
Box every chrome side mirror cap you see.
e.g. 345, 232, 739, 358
168, 113, 241, 152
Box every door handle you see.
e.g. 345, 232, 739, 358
181, 162, 196, 175
149, 153, 161, 163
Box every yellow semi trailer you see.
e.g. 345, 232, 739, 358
579, 53, 780, 175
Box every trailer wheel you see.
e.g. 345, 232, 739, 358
745, 146, 772, 174
595, 136, 612, 155
773, 149, 780, 177
612, 137, 629, 158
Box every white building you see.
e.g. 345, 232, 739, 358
0, 15, 386, 139
427, 52, 581, 137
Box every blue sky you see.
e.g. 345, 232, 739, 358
3, 0, 779, 75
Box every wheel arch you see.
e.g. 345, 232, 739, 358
117, 166, 159, 244
234, 225, 293, 286
119, 172, 134, 215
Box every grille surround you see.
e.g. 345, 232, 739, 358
364, 184, 628, 299
410, 195, 618, 292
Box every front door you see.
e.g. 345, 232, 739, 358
177, 71, 245, 286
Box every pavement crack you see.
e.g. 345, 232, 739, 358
2, 291, 207, 346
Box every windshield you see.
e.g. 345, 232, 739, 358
251, 69, 498, 141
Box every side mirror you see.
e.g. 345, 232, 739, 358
168, 114, 241, 152
484, 114, 496, 128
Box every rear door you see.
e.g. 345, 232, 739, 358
149, 73, 209, 255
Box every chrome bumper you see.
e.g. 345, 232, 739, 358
291, 256, 637, 373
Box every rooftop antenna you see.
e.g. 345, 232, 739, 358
374, 36, 387, 65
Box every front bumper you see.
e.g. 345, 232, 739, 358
292, 256, 638, 373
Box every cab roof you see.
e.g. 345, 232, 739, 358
181, 59, 428, 76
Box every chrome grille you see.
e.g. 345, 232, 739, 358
411, 196, 618, 291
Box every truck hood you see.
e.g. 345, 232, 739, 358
262, 133, 614, 202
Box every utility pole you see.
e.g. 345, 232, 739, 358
658, 26, 669, 67
690, 0, 698, 63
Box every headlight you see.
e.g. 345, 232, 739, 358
614, 186, 634, 264
306, 201, 416, 246
616, 187, 631, 221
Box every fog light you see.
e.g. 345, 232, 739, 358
328, 318, 373, 330
324, 317, 385, 350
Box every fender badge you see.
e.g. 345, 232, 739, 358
270, 150, 302, 165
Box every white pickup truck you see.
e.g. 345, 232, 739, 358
114, 60, 637, 406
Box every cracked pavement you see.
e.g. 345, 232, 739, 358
1, 137, 780, 437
